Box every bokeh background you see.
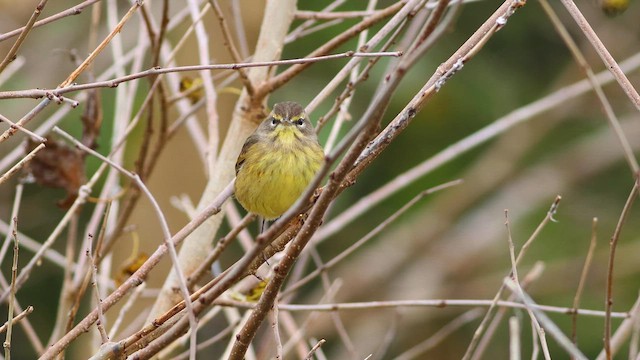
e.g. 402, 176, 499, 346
0, 0, 639, 358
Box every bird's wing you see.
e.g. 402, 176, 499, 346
235, 135, 260, 175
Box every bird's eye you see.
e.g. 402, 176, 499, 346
270, 118, 279, 126
295, 119, 304, 126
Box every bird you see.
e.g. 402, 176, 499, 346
234, 101, 325, 220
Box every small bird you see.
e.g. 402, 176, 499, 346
234, 101, 325, 220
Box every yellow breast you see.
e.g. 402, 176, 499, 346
234, 135, 324, 219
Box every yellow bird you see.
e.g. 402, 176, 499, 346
234, 102, 325, 220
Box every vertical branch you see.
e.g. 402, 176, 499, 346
209, 0, 255, 95
604, 181, 639, 360
504, 210, 551, 360
3, 217, 20, 360
186, 0, 220, 174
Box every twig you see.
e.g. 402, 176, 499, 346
509, 316, 521, 360
286, 0, 348, 43
229, 1, 248, 58
0, 113, 46, 142
596, 296, 640, 360
0, 219, 67, 268
462, 197, 561, 360
304, 339, 326, 360
539, 0, 639, 174
373, 310, 399, 360
280, 281, 344, 358
0, 148, 90, 302
0, 0, 49, 74
504, 210, 551, 360
604, 180, 639, 360
216, 298, 628, 318
307, 249, 356, 358
0, 143, 45, 186
0, 51, 401, 100
0, 184, 23, 268
186, 0, 219, 183
0, 0, 101, 42
571, 217, 598, 352
559, 0, 640, 111
268, 0, 411, 107
0, 306, 33, 334
8, 103, 52, 142
271, 301, 283, 360
471, 263, 545, 360
295, 10, 380, 20
59, 0, 141, 87
504, 279, 588, 360
3, 217, 20, 360
88, 248, 109, 344
209, 0, 254, 95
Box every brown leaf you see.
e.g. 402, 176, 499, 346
25, 137, 86, 208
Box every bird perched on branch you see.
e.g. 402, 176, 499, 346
234, 101, 325, 220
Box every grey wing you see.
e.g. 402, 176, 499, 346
235, 135, 260, 175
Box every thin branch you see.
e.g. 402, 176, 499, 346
504, 210, 551, 360
539, 0, 639, 174
209, 0, 255, 95
0, 143, 45, 186
559, 0, 640, 112
509, 316, 521, 360
304, 339, 326, 360
271, 301, 283, 360
462, 196, 561, 360
471, 263, 545, 360
504, 279, 588, 360
0, 0, 49, 74
0, 306, 33, 334
0, 0, 101, 43
605, 180, 639, 360
3, 217, 20, 360
295, 10, 380, 20
215, 298, 628, 318
0, 113, 46, 142
59, 1, 141, 87
0, 51, 401, 100
88, 248, 109, 344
